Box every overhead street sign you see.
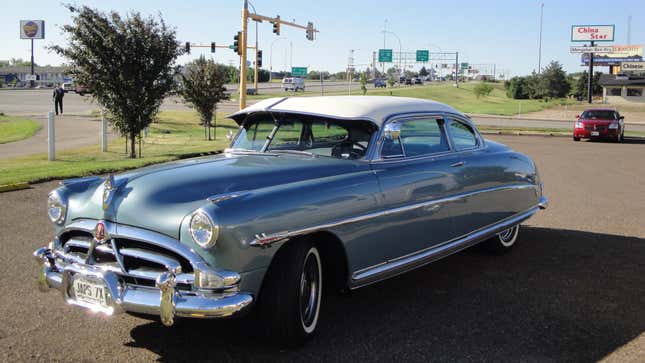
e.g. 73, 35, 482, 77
378, 49, 393, 63
571, 25, 614, 42
416, 50, 429, 62
460, 62, 469, 69
570, 46, 614, 53
291, 67, 307, 77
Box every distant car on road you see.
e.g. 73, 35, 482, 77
374, 79, 387, 88
75, 84, 92, 96
404, 78, 413, 85
413, 78, 423, 85
573, 109, 624, 142
282, 77, 305, 92
62, 82, 74, 93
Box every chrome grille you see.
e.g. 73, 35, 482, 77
56, 231, 194, 290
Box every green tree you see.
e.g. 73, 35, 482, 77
51, 5, 181, 158
387, 75, 396, 88
539, 61, 570, 98
419, 66, 428, 77
473, 82, 493, 98
360, 72, 368, 95
572, 71, 602, 100
178, 56, 229, 140
505, 76, 530, 99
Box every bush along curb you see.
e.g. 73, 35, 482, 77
0, 182, 31, 193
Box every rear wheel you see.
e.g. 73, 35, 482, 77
258, 240, 322, 347
482, 225, 520, 254
573, 136, 580, 141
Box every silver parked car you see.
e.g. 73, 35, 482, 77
34, 96, 547, 346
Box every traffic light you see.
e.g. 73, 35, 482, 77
272, 16, 280, 35
233, 32, 241, 55
211, 42, 216, 53
185, 42, 190, 54
257, 50, 263, 68
306, 22, 314, 41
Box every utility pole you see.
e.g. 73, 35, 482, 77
537, 2, 544, 73
30, 39, 35, 88
455, 51, 459, 88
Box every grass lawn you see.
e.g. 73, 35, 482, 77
0, 115, 41, 144
237, 82, 574, 116
0, 111, 237, 185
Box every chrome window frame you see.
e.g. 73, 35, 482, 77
444, 116, 482, 152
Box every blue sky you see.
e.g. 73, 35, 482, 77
1, 0, 643, 76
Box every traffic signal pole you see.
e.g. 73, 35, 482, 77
239, 0, 249, 110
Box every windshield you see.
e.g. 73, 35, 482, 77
581, 110, 617, 120
231, 114, 376, 159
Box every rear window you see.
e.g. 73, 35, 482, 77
581, 110, 616, 120
283, 78, 293, 84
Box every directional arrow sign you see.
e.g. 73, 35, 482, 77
378, 49, 393, 63
570, 46, 614, 53
291, 67, 308, 77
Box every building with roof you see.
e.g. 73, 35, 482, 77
0, 65, 70, 87
599, 74, 645, 103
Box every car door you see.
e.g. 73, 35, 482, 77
444, 117, 535, 236
370, 115, 464, 260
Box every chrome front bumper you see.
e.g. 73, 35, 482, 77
34, 247, 253, 326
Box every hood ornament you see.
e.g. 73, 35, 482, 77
102, 174, 117, 210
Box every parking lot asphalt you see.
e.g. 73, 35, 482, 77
0, 135, 644, 362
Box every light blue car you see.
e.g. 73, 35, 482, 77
34, 96, 547, 346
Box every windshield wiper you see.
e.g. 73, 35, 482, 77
270, 149, 317, 157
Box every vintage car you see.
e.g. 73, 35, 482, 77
573, 109, 625, 142
34, 96, 547, 346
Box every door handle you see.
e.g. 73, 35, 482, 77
450, 161, 465, 167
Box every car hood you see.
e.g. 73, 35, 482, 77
69, 153, 365, 239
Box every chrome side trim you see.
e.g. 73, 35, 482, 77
250, 184, 538, 247
207, 191, 250, 204
119, 248, 182, 275
350, 205, 540, 289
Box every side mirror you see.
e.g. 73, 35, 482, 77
383, 122, 401, 141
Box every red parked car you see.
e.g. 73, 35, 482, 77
573, 109, 624, 142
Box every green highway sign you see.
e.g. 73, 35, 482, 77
416, 50, 429, 62
291, 67, 308, 77
461, 62, 469, 69
378, 49, 393, 63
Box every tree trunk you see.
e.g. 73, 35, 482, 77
129, 132, 137, 158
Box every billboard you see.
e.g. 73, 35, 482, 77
571, 25, 614, 42
20, 20, 45, 39
581, 45, 643, 65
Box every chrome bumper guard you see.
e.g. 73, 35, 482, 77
34, 247, 253, 326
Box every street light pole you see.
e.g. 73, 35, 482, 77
239, 0, 249, 110
538, 2, 544, 73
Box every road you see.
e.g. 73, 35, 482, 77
1, 135, 644, 362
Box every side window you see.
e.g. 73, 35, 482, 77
448, 120, 478, 151
399, 118, 450, 157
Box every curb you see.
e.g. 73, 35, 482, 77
0, 182, 31, 193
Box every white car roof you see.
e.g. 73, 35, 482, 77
228, 96, 464, 126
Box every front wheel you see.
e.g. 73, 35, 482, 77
258, 240, 323, 347
482, 225, 520, 254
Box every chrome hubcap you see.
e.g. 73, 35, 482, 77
299, 250, 320, 330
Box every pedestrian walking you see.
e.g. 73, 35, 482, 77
53, 84, 65, 115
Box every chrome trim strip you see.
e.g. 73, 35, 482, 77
350, 205, 540, 289
120, 248, 182, 275
207, 191, 250, 204
250, 184, 539, 247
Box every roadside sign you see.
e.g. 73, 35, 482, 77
291, 67, 307, 77
571, 25, 614, 42
25, 74, 37, 81
570, 46, 614, 53
20, 20, 45, 39
460, 62, 469, 69
378, 49, 393, 63
621, 62, 645, 73
416, 50, 429, 62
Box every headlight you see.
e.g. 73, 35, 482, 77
47, 191, 67, 225
608, 122, 619, 129
189, 211, 219, 248
574, 121, 585, 129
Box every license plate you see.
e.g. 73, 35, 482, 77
591, 131, 600, 136
73, 275, 107, 308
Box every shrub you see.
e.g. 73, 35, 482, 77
473, 82, 494, 98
